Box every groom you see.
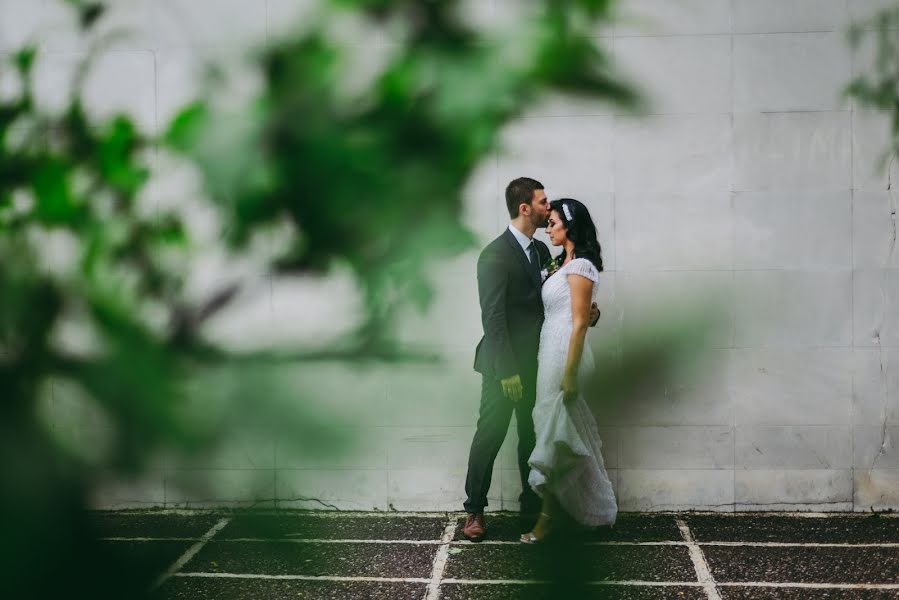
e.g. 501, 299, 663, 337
463, 177, 598, 541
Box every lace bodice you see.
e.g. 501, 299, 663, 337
539, 258, 600, 367
541, 258, 599, 322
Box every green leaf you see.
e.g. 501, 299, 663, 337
156, 217, 188, 246
165, 102, 209, 151
32, 159, 79, 224
77, 3, 106, 30
97, 117, 148, 197
13, 47, 36, 76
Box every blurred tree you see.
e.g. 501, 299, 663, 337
168, 0, 641, 351
847, 4, 899, 185
0, 0, 647, 596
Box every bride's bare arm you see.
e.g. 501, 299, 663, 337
562, 273, 594, 402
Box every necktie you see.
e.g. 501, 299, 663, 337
528, 241, 540, 281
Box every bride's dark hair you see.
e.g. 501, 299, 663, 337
550, 198, 604, 273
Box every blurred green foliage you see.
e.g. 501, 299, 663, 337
0, 0, 647, 596
847, 4, 899, 173
169, 0, 640, 349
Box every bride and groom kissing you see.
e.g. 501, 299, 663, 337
463, 177, 617, 544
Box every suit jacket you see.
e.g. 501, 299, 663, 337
473, 228, 550, 381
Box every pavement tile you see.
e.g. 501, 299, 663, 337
719, 587, 899, 599
443, 544, 696, 582
686, 515, 899, 544
89, 512, 222, 538
88, 511, 899, 598
453, 513, 681, 543
154, 578, 426, 599
704, 547, 899, 584
220, 514, 447, 541
184, 541, 436, 579
97, 540, 193, 588
440, 583, 706, 599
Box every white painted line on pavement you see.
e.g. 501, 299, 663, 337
455, 540, 899, 548
102, 509, 452, 518
103, 537, 202, 542
150, 517, 231, 592
677, 518, 722, 600
698, 541, 899, 548
107, 537, 444, 544
175, 573, 432, 583
92, 509, 899, 518
169, 572, 899, 591
103, 536, 899, 548
172, 573, 706, 587
717, 582, 899, 590
442, 579, 703, 586
424, 516, 458, 600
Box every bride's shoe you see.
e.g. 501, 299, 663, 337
519, 513, 551, 544
519, 531, 540, 544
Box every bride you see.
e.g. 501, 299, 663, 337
521, 198, 617, 543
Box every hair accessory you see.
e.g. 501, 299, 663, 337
562, 203, 573, 222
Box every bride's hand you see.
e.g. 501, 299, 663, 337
561, 374, 578, 404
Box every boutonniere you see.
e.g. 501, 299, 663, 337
541, 255, 560, 283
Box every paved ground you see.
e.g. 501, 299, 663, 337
88, 510, 899, 599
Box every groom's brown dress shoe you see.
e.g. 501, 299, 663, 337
463, 513, 485, 542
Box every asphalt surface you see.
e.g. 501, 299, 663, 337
219, 514, 448, 541
685, 514, 899, 544
442, 544, 697, 582
83, 510, 899, 599
157, 578, 426, 599
189, 540, 437, 578
439, 583, 707, 599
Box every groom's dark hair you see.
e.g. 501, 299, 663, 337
505, 177, 544, 219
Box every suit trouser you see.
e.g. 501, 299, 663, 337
463, 372, 540, 514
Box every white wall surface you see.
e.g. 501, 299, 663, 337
8, 0, 899, 512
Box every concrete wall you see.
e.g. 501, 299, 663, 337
7, 0, 899, 511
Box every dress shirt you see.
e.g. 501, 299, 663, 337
507, 224, 534, 262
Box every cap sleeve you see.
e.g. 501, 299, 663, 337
567, 258, 599, 283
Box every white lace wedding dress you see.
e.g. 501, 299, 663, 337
527, 257, 617, 526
